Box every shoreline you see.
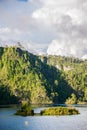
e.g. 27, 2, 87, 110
0, 103, 87, 108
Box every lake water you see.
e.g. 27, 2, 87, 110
0, 106, 87, 130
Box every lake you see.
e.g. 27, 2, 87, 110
0, 105, 87, 130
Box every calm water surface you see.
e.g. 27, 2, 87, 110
0, 106, 87, 130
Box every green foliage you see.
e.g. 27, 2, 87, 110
21, 101, 29, 109
0, 46, 87, 105
15, 101, 34, 116
0, 47, 51, 104
40, 107, 79, 116
0, 81, 18, 105
40, 55, 87, 103
65, 93, 77, 104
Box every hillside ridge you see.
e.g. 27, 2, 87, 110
0, 46, 87, 105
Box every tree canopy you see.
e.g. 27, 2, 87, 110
0, 47, 87, 105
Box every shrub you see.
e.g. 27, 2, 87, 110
40, 107, 79, 116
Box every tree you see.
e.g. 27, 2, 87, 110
65, 93, 77, 104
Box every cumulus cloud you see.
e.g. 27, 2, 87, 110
32, 0, 87, 59
47, 39, 87, 59
0, 0, 87, 59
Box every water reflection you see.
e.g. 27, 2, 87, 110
24, 121, 29, 126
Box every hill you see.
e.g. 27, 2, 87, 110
0, 47, 87, 105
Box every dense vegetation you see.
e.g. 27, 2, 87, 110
16, 103, 79, 116
41, 107, 79, 116
15, 101, 34, 116
40, 55, 87, 104
0, 46, 87, 105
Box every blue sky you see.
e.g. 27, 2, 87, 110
18, 0, 28, 2
0, 0, 87, 59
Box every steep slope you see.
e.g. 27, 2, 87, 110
0, 47, 87, 105
40, 55, 87, 103
0, 47, 51, 104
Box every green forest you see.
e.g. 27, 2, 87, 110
0, 46, 87, 105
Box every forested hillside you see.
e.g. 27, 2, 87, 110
0, 47, 87, 105
40, 55, 87, 104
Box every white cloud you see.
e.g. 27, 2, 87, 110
82, 54, 87, 60
0, 27, 23, 41
47, 38, 87, 59
0, 0, 87, 59
0, 27, 11, 34
33, 0, 87, 59
32, 0, 76, 24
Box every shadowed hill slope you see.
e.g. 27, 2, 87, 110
0, 47, 87, 105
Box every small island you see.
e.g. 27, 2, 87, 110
40, 107, 80, 116
15, 102, 34, 116
15, 102, 80, 116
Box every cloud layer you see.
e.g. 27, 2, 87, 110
0, 0, 87, 59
